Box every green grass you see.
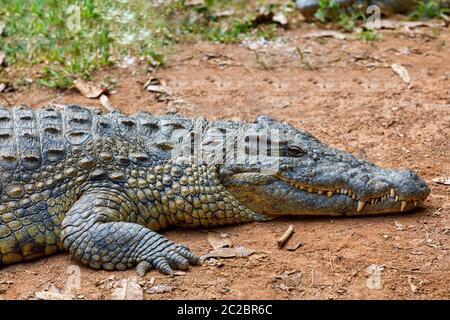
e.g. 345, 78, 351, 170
410, 0, 449, 21
0, 0, 287, 89
358, 29, 381, 41
313, 0, 368, 32
0, 0, 181, 88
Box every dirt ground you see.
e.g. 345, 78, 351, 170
0, 21, 449, 300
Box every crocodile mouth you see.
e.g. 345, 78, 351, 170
279, 176, 427, 214
221, 172, 430, 216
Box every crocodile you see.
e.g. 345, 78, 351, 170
0, 104, 430, 276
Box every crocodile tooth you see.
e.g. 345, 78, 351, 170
341, 188, 348, 195
390, 188, 395, 197
327, 191, 333, 197
395, 195, 399, 202
414, 201, 418, 206
357, 201, 366, 212
371, 199, 375, 205
401, 201, 407, 212
317, 190, 324, 195
308, 188, 313, 193
352, 194, 357, 200
348, 190, 352, 196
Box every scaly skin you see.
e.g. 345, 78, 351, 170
0, 104, 430, 276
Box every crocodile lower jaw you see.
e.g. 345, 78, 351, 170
281, 178, 427, 213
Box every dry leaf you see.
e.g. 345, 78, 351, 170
380, 20, 446, 30
73, 80, 109, 99
146, 284, 173, 294
303, 31, 347, 40
111, 278, 143, 300
35, 284, 74, 300
394, 221, 405, 231
0, 82, 14, 93
391, 64, 411, 84
99, 94, 116, 112
272, 12, 288, 26
286, 241, 304, 251
0, 21, 5, 36
432, 177, 450, 185
207, 232, 232, 250
201, 246, 256, 260
216, 10, 234, 17
146, 85, 172, 95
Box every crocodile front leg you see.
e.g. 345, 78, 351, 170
60, 189, 200, 276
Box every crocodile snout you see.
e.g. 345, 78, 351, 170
390, 169, 431, 201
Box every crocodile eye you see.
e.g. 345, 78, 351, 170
287, 145, 305, 157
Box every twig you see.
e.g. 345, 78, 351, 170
385, 265, 430, 274
277, 225, 295, 248
253, 51, 272, 70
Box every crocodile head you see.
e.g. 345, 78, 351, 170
215, 116, 430, 217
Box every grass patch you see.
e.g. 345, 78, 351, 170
410, 0, 449, 21
313, 0, 382, 41
0, 0, 288, 89
314, 0, 366, 31
0, 0, 180, 88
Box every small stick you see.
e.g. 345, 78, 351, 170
277, 225, 295, 248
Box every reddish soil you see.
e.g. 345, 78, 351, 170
0, 22, 449, 300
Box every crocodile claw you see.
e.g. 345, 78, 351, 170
137, 243, 200, 277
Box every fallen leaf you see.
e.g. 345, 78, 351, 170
432, 177, 450, 185
391, 64, 411, 84
207, 232, 232, 250
144, 77, 173, 101
201, 246, 256, 260
73, 80, 109, 99
274, 271, 302, 292
215, 10, 234, 17
394, 221, 405, 231
303, 31, 347, 40
146, 85, 172, 95
111, 278, 143, 300
286, 241, 304, 251
100, 94, 116, 112
0, 82, 14, 93
380, 20, 446, 30
272, 12, 288, 26
146, 284, 172, 294
35, 284, 74, 300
